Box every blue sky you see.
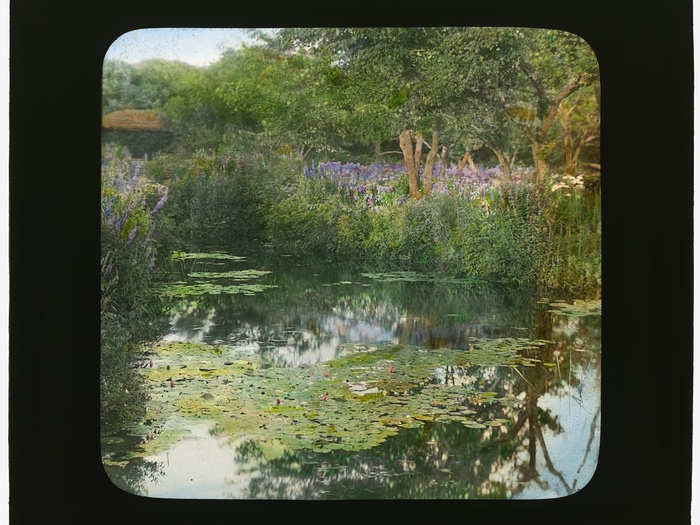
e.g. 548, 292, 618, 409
105, 28, 276, 67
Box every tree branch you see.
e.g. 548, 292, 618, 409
576, 407, 601, 475
534, 422, 572, 493
538, 73, 594, 139
519, 60, 548, 107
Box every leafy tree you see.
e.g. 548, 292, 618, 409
102, 59, 200, 114
274, 27, 536, 196
102, 60, 137, 113
556, 86, 600, 176
506, 29, 599, 182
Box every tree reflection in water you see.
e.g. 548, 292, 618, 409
103, 262, 600, 499
220, 310, 600, 499
106, 454, 165, 496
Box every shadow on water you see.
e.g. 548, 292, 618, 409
102, 254, 601, 499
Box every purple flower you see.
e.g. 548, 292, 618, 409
126, 227, 138, 245
114, 213, 127, 233
151, 191, 168, 215
103, 200, 113, 221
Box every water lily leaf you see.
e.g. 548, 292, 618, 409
460, 420, 486, 429
171, 251, 246, 262
158, 282, 278, 298
187, 269, 272, 280
257, 439, 288, 460
102, 458, 130, 468
360, 271, 482, 285
548, 299, 601, 317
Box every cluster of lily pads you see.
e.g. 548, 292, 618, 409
104, 336, 551, 465
170, 251, 246, 262
547, 299, 601, 317
360, 271, 481, 285
159, 252, 277, 298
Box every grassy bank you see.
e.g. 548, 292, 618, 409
263, 172, 600, 298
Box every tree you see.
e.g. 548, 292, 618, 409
275, 27, 536, 196
508, 29, 599, 182
102, 60, 136, 113
177, 46, 349, 162
102, 59, 200, 114
275, 28, 441, 197
557, 87, 600, 175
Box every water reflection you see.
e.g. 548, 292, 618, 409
102, 262, 600, 499
162, 267, 534, 368
223, 316, 600, 499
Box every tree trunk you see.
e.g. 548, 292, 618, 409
299, 144, 311, 162
438, 145, 448, 180
413, 131, 424, 187
399, 130, 420, 199
558, 104, 576, 174
519, 68, 594, 184
572, 132, 598, 172
531, 142, 546, 183
562, 128, 575, 175
507, 145, 520, 173
571, 141, 583, 173
486, 144, 511, 181
423, 130, 439, 196
457, 151, 478, 173
374, 141, 381, 162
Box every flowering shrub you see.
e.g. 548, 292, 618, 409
101, 144, 169, 433
550, 173, 585, 195
301, 160, 541, 207
267, 159, 599, 294
102, 146, 168, 246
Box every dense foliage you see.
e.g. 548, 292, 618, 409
264, 167, 599, 294
100, 145, 170, 432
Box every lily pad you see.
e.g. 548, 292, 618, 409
360, 271, 481, 285
548, 299, 601, 317
187, 269, 272, 280
158, 282, 278, 298
460, 420, 487, 429
171, 251, 246, 262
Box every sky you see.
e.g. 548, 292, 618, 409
105, 28, 276, 67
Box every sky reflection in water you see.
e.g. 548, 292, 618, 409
104, 264, 600, 499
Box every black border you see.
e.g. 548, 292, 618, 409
10, 1, 693, 523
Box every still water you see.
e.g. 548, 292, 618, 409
102, 254, 601, 499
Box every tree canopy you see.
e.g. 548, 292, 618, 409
102, 27, 600, 185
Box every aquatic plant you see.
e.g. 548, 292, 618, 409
171, 251, 246, 262
158, 281, 278, 298
111, 337, 550, 461
548, 299, 601, 317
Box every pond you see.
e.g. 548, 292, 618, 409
101, 252, 601, 500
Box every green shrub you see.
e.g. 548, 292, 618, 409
101, 145, 169, 433
154, 149, 277, 251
